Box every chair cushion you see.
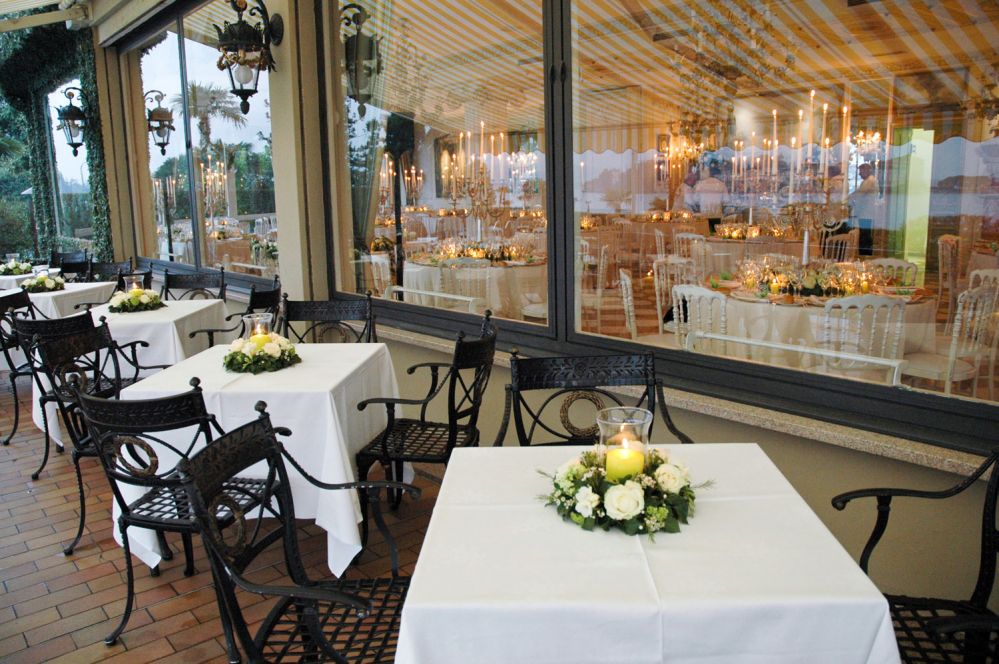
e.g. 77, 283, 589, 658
902, 353, 977, 382
357, 419, 477, 462
255, 576, 410, 663
889, 594, 997, 663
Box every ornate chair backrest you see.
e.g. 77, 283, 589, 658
671, 284, 727, 350
946, 286, 997, 371
969, 269, 999, 312
824, 231, 859, 262
12, 311, 94, 359
178, 408, 301, 658
654, 229, 666, 261
822, 295, 906, 375
505, 352, 690, 446
0, 290, 34, 367
115, 270, 153, 292
938, 234, 960, 291
75, 378, 222, 519
33, 323, 123, 451
280, 292, 375, 343
60, 259, 91, 282
51, 250, 87, 267
619, 269, 638, 340
162, 268, 226, 300
369, 255, 392, 297
670, 224, 696, 247
673, 232, 704, 260
91, 260, 133, 283
446, 327, 496, 442
865, 258, 918, 287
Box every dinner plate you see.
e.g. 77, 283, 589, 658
730, 290, 767, 303
718, 279, 741, 289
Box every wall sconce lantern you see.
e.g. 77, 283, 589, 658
341, 3, 382, 117
213, 0, 283, 114
144, 90, 175, 155
56, 87, 86, 157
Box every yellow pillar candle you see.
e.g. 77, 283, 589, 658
861, 279, 870, 294
606, 446, 645, 482
249, 324, 271, 348
770, 279, 780, 294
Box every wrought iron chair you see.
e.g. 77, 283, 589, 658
178, 402, 418, 663
51, 249, 87, 266
832, 450, 999, 663
493, 351, 693, 447
356, 313, 496, 511
89, 259, 133, 283
74, 381, 273, 650
190, 277, 282, 346
161, 267, 226, 300
51, 250, 88, 280
280, 292, 376, 343
0, 290, 42, 446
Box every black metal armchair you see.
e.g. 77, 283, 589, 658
161, 267, 226, 300
831, 451, 999, 663
356, 313, 496, 512
0, 290, 43, 446
89, 259, 133, 283
75, 380, 273, 651
178, 402, 418, 663
190, 277, 281, 346
279, 292, 376, 343
493, 351, 694, 446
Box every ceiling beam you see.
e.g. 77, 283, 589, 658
0, 4, 87, 33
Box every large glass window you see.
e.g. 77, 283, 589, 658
336, 0, 549, 323
571, 1, 999, 404
48, 81, 94, 252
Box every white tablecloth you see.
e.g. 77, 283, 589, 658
27, 281, 117, 319
725, 296, 937, 367
0, 268, 62, 291
705, 238, 805, 274
397, 444, 898, 664
119, 343, 397, 575
403, 262, 546, 319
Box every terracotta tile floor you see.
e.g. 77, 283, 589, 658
0, 377, 438, 663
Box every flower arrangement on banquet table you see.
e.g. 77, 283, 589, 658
0, 259, 32, 275
108, 288, 164, 313
370, 236, 395, 253
224, 332, 301, 374
541, 445, 700, 537
20, 274, 65, 292
428, 240, 536, 265
251, 238, 279, 261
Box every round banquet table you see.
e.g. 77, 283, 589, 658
722, 293, 937, 368
704, 238, 805, 275
402, 261, 546, 319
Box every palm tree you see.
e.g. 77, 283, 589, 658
170, 82, 247, 151
0, 136, 23, 159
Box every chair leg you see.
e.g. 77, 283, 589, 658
155, 530, 174, 562
391, 460, 405, 510
31, 403, 53, 480
63, 453, 86, 555
356, 456, 375, 546
106, 521, 135, 646
213, 578, 241, 664
181, 532, 196, 576
1, 373, 20, 446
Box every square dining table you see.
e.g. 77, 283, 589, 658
23, 281, 118, 319
396, 444, 899, 664
119, 343, 397, 575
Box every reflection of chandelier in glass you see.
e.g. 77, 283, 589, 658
854, 129, 882, 154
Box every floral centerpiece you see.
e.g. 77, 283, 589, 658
223, 314, 301, 374
108, 287, 164, 313
21, 274, 65, 293
0, 259, 32, 276
541, 445, 698, 537
370, 236, 394, 253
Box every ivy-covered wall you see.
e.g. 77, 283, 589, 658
0, 22, 112, 260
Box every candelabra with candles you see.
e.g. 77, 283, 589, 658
201, 156, 229, 266
403, 166, 424, 207
152, 176, 178, 259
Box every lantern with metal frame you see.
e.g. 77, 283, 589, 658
213, 0, 283, 114
341, 3, 382, 117
56, 87, 86, 157
144, 90, 175, 156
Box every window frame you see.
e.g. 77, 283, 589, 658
316, 0, 999, 456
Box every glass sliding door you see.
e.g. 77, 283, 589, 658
335, 0, 550, 323
570, 0, 999, 404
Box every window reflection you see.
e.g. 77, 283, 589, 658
572, 0, 999, 403
47, 81, 93, 253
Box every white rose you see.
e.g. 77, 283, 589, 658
139, 294, 151, 304
277, 336, 292, 350
262, 342, 281, 358
268, 332, 280, 342
229, 339, 245, 353
243, 342, 259, 357
603, 481, 645, 520
574, 486, 600, 518
555, 457, 582, 490
654, 462, 689, 494
44, 279, 55, 288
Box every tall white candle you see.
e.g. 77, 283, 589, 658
802, 229, 810, 265
841, 105, 850, 202
808, 90, 815, 161
771, 109, 778, 180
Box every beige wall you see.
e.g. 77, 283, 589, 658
383, 337, 992, 609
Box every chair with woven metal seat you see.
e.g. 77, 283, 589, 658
493, 351, 693, 447
178, 403, 418, 663
355, 313, 496, 510
190, 277, 281, 346
0, 290, 44, 447
74, 381, 274, 650
831, 449, 999, 663
280, 292, 376, 343
161, 267, 226, 300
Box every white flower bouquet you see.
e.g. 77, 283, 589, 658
0, 259, 32, 276
20, 274, 65, 293
108, 288, 164, 313
223, 332, 301, 374
541, 445, 701, 537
